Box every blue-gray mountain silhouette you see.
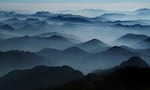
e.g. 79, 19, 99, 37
0, 35, 75, 51
113, 33, 149, 46
76, 39, 109, 53
133, 37, 150, 49
0, 24, 14, 31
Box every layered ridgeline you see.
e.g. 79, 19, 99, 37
48, 57, 150, 90
0, 9, 150, 43
37, 45, 150, 74
0, 9, 149, 90
0, 35, 75, 51
76, 39, 110, 53
113, 33, 150, 47
0, 33, 150, 76
1, 57, 149, 90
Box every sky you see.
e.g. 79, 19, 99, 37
0, 0, 150, 12
0, 0, 150, 3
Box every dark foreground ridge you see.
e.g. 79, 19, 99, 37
0, 57, 150, 90
0, 65, 84, 90
47, 57, 150, 90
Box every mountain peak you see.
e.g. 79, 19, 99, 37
136, 8, 150, 12
121, 33, 149, 39
110, 46, 124, 50
34, 11, 51, 15
33, 11, 53, 17
120, 57, 149, 68
88, 39, 101, 43
85, 39, 108, 46
104, 46, 132, 54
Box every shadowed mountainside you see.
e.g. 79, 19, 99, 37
0, 65, 84, 90
0, 50, 48, 76
48, 57, 150, 90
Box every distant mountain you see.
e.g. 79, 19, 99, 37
0, 35, 74, 51
0, 65, 84, 90
119, 46, 150, 58
25, 18, 41, 23
133, 38, 150, 49
97, 46, 137, 57
0, 10, 150, 37
101, 13, 126, 17
113, 33, 149, 47
32, 11, 53, 17
20, 21, 51, 33
0, 50, 47, 76
114, 24, 150, 28
37, 45, 150, 73
0, 11, 17, 17
37, 47, 89, 64
47, 14, 91, 23
2, 18, 19, 23
76, 39, 109, 53
2, 18, 28, 30
2, 17, 51, 34
94, 46, 140, 66
35, 32, 82, 44
104, 20, 150, 26
37, 47, 94, 73
63, 47, 87, 55
135, 8, 150, 15
38, 47, 88, 58
0, 11, 29, 18
100, 13, 126, 20
37, 48, 61, 57
55, 9, 107, 17
0, 24, 15, 31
